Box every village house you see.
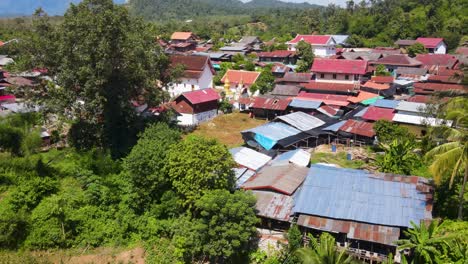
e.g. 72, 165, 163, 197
168, 55, 215, 97
275, 72, 313, 86
395, 37, 447, 54
221, 70, 261, 98
169, 32, 198, 52
311, 59, 368, 84
371, 55, 422, 71
171, 88, 220, 126
220, 36, 263, 54
258, 50, 297, 65
286, 35, 336, 57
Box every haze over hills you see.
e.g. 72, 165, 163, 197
0, 0, 126, 17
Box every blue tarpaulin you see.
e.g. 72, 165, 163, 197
244, 122, 301, 150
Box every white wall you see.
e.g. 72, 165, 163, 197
287, 44, 336, 57
315, 73, 362, 84
168, 66, 214, 98
434, 42, 447, 54
177, 109, 218, 126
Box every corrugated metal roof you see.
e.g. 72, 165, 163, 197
396, 101, 427, 113
371, 99, 400, 109
361, 96, 384, 106
230, 147, 272, 171
289, 98, 322, 109
233, 168, 256, 187
353, 107, 369, 118
293, 165, 433, 228
242, 164, 308, 195
339, 119, 375, 137
244, 122, 301, 141
362, 107, 395, 121
317, 105, 340, 117
275, 112, 325, 132
251, 97, 291, 111
297, 214, 400, 246
322, 120, 346, 132
272, 149, 311, 167
392, 113, 452, 126
253, 191, 294, 222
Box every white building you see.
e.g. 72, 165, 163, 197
168, 55, 215, 98
416, 38, 447, 54
286, 35, 336, 57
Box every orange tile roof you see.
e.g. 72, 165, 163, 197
362, 81, 391, 90
221, 70, 261, 86
170, 32, 194, 41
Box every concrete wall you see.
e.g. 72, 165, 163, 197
315, 73, 362, 84
177, 109, 218, 126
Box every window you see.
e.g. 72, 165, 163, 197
320, 74, 325, 79
332, 74, 337, 79
345, 75, 349, 80
191, 85, 195, 91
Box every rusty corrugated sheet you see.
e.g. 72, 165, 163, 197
298, 214, 400, 246
252, 191, 293, 222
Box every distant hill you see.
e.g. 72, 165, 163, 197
128, 0, 321, 21
0, 0, 127, 17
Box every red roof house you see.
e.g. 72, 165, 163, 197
416, 38, 447, 54
415, 54, 458, 69
301, 81, 358, 95
413, 82, 467, 95
297, 92, 350, 107
287, 35, 333, 45
311, 59, 368, 75
339, 119, 375, 138
172, 88, 220, 126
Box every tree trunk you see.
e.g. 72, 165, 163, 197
457, 163, 468, 220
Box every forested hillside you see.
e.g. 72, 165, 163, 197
128, 0, 319, 20
133, 0, 467, 49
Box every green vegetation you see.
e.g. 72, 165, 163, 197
296, 233, 357, 264
407, 42, 427, 57
295, 41, 314, 73
310, 152, 365, 169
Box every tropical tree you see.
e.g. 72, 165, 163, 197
376, 139, 421, 175
425, 97, 468, 219
296, 233, 356, 264
396, 220, 449, 264
295, 40, 314, 73
407, 43, 427, 57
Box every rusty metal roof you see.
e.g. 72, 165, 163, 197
241, 164, 308, 195
297, 214, 400, 246
253, 191, 294, 222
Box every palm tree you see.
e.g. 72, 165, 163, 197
296, 233, 357, 264
396, 220, 449, 264
425, 97, 468, 219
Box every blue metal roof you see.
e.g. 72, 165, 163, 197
372, 99, 400, 109
289, 99, 322, 109
354, 107, 369, 117
293, 165, 430, 228
322, 120, 346, 132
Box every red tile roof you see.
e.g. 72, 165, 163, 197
413, 82, 467, 94
415, 54, 458, 68
251, 97, 291, 111
339, 119, 375, 137
287, 35, 332, 45
370, 76, 394, 84
258, 50, 296, 58
362, 106, 395, 121
301, 81, 358, 93
348, 91, 380, 104
362, 81, 391, 90
311, 59, 368, 75
374, 55, 422, 67
416, 38, 445, 48
221, 70, 261, 86
297, 91, 350, 106
427, 75, 462, 84
170, 32, 195, 41
178, 88, 220, 105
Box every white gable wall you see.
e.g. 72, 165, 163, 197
433, 42, 447, 54
168, 66, 214, 98
176, 109, 218, 126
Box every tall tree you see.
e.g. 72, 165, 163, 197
15, 0, 171, 157
295, 40, 314, 73
166, 135, 236, 206
425, 97, 468, 220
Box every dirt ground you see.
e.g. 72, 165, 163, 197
0, 247, 146, 264
189, 112, 266, 148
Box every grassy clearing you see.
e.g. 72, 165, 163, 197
310, 152, 366, 169
189, 112, 266, 148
